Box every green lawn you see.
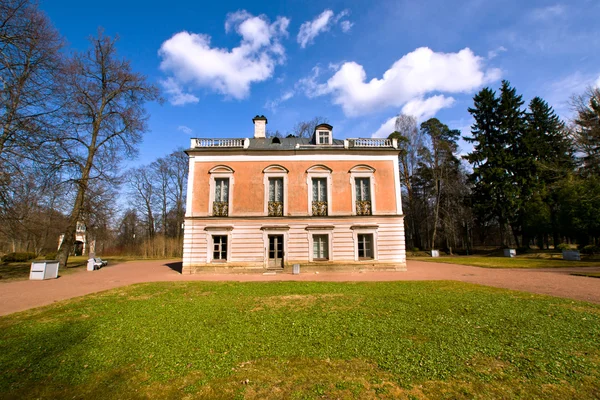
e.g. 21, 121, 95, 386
410, 256, 600, 269
571, 272, 600, 278
1, 282, 599, 399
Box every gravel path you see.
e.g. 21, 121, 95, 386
1, 259, 599, 316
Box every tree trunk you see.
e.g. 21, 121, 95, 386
431, 180, 441, 251
57, 182, 86, 268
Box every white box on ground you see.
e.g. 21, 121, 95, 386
87, 258, 96, 271
431, 250, 440, 257
503, 249, 516, 258
562, 250, 580, 261
292, 263, 300, 275
29, 261, 59, 280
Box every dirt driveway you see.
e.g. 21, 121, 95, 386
1, 259, 599, 316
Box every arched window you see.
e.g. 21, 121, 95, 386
306, 165, 332, 216
208, 165, 234, 216
349, 165, 376, 216
263, 165, 288, 216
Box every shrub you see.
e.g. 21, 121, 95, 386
556, 243, 571, 251
582, 245, 600, 255
1, 252, 37, 263
45, 252, 57, 260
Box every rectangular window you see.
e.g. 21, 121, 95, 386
214, 178, 229, 202
213, 178, 229, 216
357, 234, 373, 259
355, 178, 372, 215
312, 178, 327, 202
268, 177, 284, 216
212, 235, 227, 261
313, 234, 329, 260
269, 178, 283, 202
355, 178, 370, 201
318, 131, 329, 144
312, 178, 328, 216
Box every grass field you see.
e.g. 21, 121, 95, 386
1, 281, 599, 399
571, 272, 600, 278
410, 256, 600, 269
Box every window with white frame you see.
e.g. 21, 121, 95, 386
312, 178, 328, 216
212, 235, 228, 261
268, 177, 284, 216
307, 165, 332, 217
357, 234, 373, 259
263, 165, 288, 217
318, 130, 331, 144
312, 234, 329, 260
209, 165, 234, 217
355, 177, 371, 215
213, 178, 229, 216
350, 165, 375, 216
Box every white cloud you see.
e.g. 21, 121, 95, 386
177, 125, 193, 135
401, 95, 455, 120
487, 46, 507, 59
546, 71, 600, 116
160, 77, 199, 106
158, 11, 290, 104
595, 75, 600, 88
371, 97, 457, 138
297, 9, 352, 48
530, 4, 566, 20
340, 20, 353, 33
372, 116, 398, 138
264, 90, 295, 112
298, 47, 501, 116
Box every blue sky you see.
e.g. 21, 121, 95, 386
41, 0, 600, 165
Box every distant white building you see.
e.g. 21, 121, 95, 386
58, 222, 89, 256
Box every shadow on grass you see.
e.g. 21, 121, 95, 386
164, 261, 183, 274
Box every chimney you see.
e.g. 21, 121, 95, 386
252, 115, 267, 138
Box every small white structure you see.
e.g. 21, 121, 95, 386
562, 250, 580, 261
503, 249, 516, 258
431, 250, 440, 257
30, 261, 59, 280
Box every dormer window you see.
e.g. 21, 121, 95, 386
318, 131, 331, 145
313, 123, 333, 145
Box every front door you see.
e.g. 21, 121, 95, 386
268, 235, 284, 269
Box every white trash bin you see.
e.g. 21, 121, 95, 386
292, 264, 300, 275
503, 249, 516, 258
30, 261, 59, 280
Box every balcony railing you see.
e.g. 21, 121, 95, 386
193, 138, 245, 148
212, 201, 229, 217
348, 138, 394, 148
356, 200, 372, 215
268, 201, 283, 216
312, 201, 328, 216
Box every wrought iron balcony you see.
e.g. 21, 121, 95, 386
356, 200, 372, 216
212, 201, 229, 217
268, 201, 283, 216
312, 201, 328, 216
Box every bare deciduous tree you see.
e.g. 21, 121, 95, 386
290, 116, 329, 138
56, 31, 160, 268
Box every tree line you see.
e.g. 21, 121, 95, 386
392, 81, 600, 253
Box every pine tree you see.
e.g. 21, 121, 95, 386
522, 97, 574, 246
497, 81, 527, 246
465, 86, 517, 246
